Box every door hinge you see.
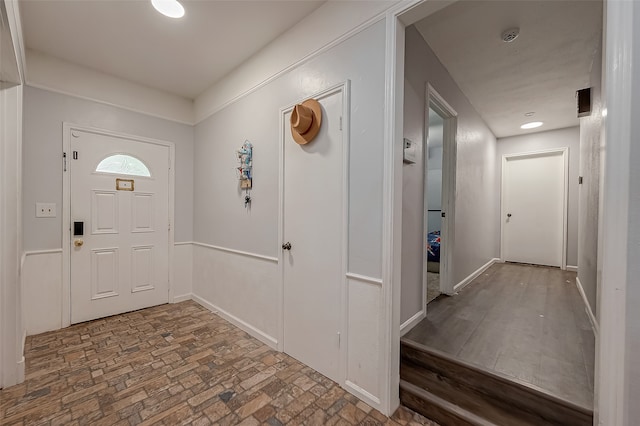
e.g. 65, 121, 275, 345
73, 151, 78, 160
441, 212, 446, 218
339, 116, 343, 131
63, 152, 67, 172
337, 332, 341, 347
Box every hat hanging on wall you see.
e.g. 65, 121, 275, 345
290, 99, 322, 145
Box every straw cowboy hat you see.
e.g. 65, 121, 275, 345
290, 99, 322, 145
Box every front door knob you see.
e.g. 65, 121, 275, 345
282, 242, 292, 250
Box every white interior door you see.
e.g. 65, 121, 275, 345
502, 150, 566, 267
282, 89, 344, 382
70, 130, 170, 324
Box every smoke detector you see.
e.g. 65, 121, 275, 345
501, 28, 520, 43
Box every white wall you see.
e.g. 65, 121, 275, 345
577, 36, 603, 318
0, 83, 24, 388
597, 0, 640, 422
193, 20, 388, 408
623, 2, 640, 421
497, 127, 580, 267
26, 49, 194, 125
401, 26, 499, 323
401, 78, 425, 323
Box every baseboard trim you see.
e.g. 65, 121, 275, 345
172, 293, 192, 303
575, 277, 598, 335
174, 241, 194, 246
191, 293, 278, 349
345, 380, 381, 408
192, 242, 278, 263
400, 309, 425, 337
566, 265, 578, 272
453, 257, 500, 293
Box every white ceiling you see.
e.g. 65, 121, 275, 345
20, 0, 325, 99
415, 0, 603, 138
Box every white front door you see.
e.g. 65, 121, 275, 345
69, 129, 170, 324
502, 150, 566, 267
282, 89, 344, 382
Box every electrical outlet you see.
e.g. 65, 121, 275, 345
36, 203, 56, 218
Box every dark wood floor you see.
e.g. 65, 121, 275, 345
404, 262, 595, 409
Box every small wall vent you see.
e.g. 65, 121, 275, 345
577, 88, 592, 117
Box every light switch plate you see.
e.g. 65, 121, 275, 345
36, 203, 56, 218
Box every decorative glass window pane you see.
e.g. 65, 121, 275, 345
96, 154, 151, 177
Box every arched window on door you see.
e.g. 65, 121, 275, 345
95, 154, 151, 177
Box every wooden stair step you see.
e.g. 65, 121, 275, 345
400, 338, 592, 426
400, 380, 497, 426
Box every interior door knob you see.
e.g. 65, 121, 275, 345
282, 242, 292, 250
507, 213, 512, 218
74, 238, 84, 247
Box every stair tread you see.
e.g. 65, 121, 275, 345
401, 380, 499, 426
400, 339, 593, 426
401, 338, 593, 415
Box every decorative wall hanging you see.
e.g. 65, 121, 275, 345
290, 98, 322, 145
236, 140, 253, 208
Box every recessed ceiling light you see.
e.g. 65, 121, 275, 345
520, 121, 543, 130
151, 0, 184, 18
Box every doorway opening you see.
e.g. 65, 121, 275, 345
423, 87, 457, 306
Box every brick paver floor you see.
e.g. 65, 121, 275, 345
0, 301, 437, 425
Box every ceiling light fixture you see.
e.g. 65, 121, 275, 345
524, 112, 535, 117
151, 0, 184, 18
520, 121, 543, 130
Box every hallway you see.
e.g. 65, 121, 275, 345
404, 263, 594, 409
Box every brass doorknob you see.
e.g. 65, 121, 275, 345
74, 239, 84, 247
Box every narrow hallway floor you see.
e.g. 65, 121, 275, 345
404, 262, 595, 409
1, 301, 436, 425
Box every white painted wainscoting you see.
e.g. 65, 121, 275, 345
22, 249, 63, 335
345, 273, 384, 408
191, 243, 280, 349
22, 242, 193, 336
173, 242, 194, 303
189, 242, 387, 411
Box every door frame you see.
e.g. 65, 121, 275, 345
61, 123, 176, 328
277, 81, 350, 384
423, 84, 458, 302
500, 147, 569, 270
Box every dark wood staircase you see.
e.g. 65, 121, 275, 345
400, 338, 593, 426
